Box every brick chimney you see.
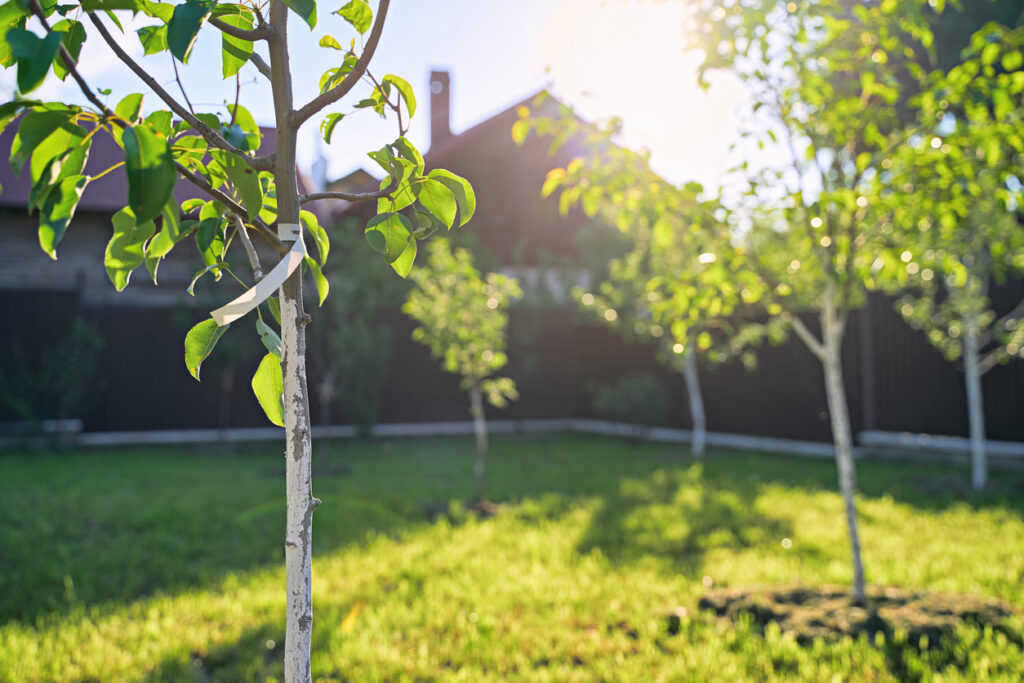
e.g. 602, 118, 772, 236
429, 70, 451, 148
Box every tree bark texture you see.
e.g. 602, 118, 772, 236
268, 2, 317, 681
470, 382, 488, 502
963, 325, 987, 491
682, 346, 706, 460
820, 305, 866, 603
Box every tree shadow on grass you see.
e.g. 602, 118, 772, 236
139, 622, 287, 683
0, 442, 426, 627
575, 463, 793, 575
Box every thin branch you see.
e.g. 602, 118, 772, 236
290, 0, 391, 125
175, 162, 285, 253
87, 11, 274, 172
171, 55, 195, 115
299, 177, 397, 204
29, 0, 113, 117
248, 52, 272, 80
233, 213, 265, 280
208, 15, 272, 42
790, 315, 828, 361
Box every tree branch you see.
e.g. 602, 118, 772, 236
29, 0, 113, 117
299, 177, 397, 204
290, 0, 391, 125
175, 162, 285, 253
249, 52, 272, 80
208, 15, 272, 42
232, 213, 265, 279
87, 12, 274, 172
28, 0, 284, 255
790, 315, 828, 361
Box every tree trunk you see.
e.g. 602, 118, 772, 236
469, 382, 488, 502
682, 345, 706, 460
269, 3, 317, 680
963, 324, 987, 491
821, 313, 866, 603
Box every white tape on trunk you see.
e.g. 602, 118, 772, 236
210, 223, 305, 326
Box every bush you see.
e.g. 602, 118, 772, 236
590, 372, 670, 426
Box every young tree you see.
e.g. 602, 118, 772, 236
1, 1, 473, 679
402, 238, 521, 503
681, 0, 947, 603
880, 23, 1024, 490
520, 115, 776, 459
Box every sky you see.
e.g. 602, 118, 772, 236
7, 0, 751, 189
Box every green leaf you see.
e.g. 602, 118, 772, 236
266, 295, 281, 326
390, 235, 416, 278
414, 178, 457, 229
300, 209, 329, 265
255, 318, 281, 358
28, 119, 85, 182
0, 2, 29, 69
426, 168, 475, 227
167, 0, 213, 63
115, 92, 144, 125
336, 0, 370, 33
251, 352, 284, 426
382, 74, 416, 118
304, 255, 329, 306
365, 212, 413, 263
282, 0, 316, 29
195, 216, 225, 270
105, 207, 156, 291
38, 173, 87, 258
136, 24, 167, 55
219, 5, 253, 78
140, 0, 174, 20
320, 112, 344, 143
123, 124, 177, 223
184, 318, 229, 380
210, 150, 262, 221
393, 136, 423, 174
319, 34, 342, 50
28, 141, 89, 213
50, 19, 85, 81
224, 103, 261, 150
187, 260, 227, 295
8, 27, 63, 93
111, 92, 143, 145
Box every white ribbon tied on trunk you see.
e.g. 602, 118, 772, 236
210, 222, 306, 326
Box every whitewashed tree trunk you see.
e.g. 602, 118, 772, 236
820, 303, 866, 603
682, 346, 706, 460
269, 3, 317, 680
791, 288, 866, 604
963, 322, 987, 491
470, 382, 488, 502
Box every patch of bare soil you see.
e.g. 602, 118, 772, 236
697, 585, 1018, 646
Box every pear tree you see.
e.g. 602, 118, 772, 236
879, 23, 1024, 490
402, 238, 521, 503
0, 0, 473, 679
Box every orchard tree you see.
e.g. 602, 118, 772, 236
879, 23, 1024, 491
0, 0, 474, 679
517, 110, 777, 459
620, 0, 937, 602
403, 238, 521, 503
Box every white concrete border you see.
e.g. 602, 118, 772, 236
13, 421, 1017, 464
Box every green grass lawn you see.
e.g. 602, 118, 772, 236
1, 434, 1022, 681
